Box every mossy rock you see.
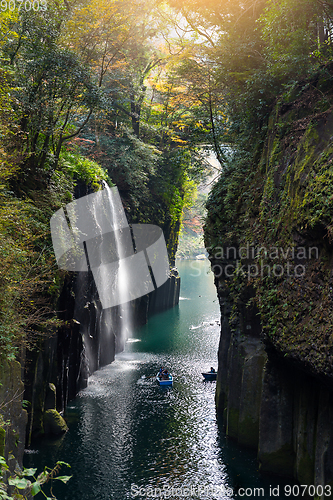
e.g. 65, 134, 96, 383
43, 410, 68, 436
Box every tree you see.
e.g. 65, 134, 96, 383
2, 9, 103, 181
260, 0, 333, 80
63, 0, 167, 138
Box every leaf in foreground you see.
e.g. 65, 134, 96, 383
54, 475, 72, 483
8, 477, 30, 489
31, 481, 41, 496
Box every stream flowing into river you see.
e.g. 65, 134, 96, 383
25, 260, 294, 500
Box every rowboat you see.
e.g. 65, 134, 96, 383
156, 373, 173, 386
202, 372, 217, 381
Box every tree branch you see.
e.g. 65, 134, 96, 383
182, 11, 216, 47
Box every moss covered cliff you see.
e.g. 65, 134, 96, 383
206, 63, 333, 379
205, 63, 333, 485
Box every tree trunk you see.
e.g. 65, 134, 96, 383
130, 96, 141, 138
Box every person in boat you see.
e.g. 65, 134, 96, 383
162, 368, 169, 380
210, 367, 216, 373
158, 367, 164, 379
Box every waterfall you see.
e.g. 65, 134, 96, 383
104, 184, 133, 347
51, 183, 134, 378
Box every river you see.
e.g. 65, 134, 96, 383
24, 260, 293, 499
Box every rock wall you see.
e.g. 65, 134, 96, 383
205, 65, 333, 492
212, 250, 333, 491
148, 267, 180, 316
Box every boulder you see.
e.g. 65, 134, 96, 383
43, 410, 68, 435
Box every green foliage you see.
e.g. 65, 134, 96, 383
259, 0, 324, 81
0, 0, 212, 362
88, 130, 158, 198
59, 151, 111, 191
170, 0, 333, 168
0, 5, 105, 183
0, 455, 71, 499
0, 189, 55, 359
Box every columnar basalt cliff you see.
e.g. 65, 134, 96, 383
212, 260, 333, 485
23, 181, 180, 443
205, 65, 333, 489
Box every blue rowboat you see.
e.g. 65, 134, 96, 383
202, 372, 217, 381
156, 373, 173, 386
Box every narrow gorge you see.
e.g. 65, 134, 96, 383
2, 0, 333, 498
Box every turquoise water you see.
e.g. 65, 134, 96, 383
24, 260, 294, 499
